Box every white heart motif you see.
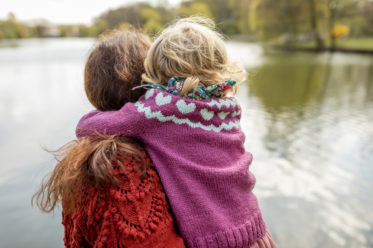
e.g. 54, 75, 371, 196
218, 112, 229, 120
200, 108, 214, 121
155, 93, 172, 106
145, 89, 155, 99
231, 111, 241, 118
176, 100, 196, 114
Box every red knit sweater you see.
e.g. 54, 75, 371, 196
62, 151, 185, 248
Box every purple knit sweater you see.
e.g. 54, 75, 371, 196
76, 89, 266, 248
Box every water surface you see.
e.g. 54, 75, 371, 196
0, 38, 372, 247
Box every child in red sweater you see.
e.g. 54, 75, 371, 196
33, 29, 185, 248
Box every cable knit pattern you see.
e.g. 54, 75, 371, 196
62, 151, 185, 248
76, 89, 267, 248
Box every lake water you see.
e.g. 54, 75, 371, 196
0, 38, 372, 248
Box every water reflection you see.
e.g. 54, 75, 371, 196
0, 39, 372, 248
0, 38, 93, 248
242, 51, 373, 247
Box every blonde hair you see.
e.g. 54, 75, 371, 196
142, 16, 246, 97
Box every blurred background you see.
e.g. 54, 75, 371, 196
0, 0, 372, 247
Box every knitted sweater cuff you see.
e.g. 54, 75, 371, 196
187, 211, 266, 248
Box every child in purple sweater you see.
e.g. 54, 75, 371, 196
77, 17, 276, 248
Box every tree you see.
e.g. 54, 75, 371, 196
92, 3, 172, 35
32, 25, 46, 37
90, 19, 108, 36
325, 0, 359, 49
250, 0, 304, 43
178, 1, 213, 18
141, 7, 163, 34
78, 25, 93, 37
0, 13, 27, 39
327, 0, 337, 49
95, 3, 151, 30
230, 0, 253, 35
307, 0, 324, 49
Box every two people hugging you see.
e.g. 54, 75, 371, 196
34, 17, 276, 248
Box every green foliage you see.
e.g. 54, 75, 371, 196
92, 3, 172, 35
141, 7, 163, 34
218, 20, 240, 36
249, 0, 372, 48
78, 25, 93, 37
178, 2, 212, 18
177, 0, 243, 35
0, 14, 28, 39
96, 3, 150, 29
0, 0, 372, 50
250, 0, 310, 43
32, 25, 46, 37
194, 0, 233, 21
337, 38, 373, 49
231, 0, 252, 35
90, 19, 109, 36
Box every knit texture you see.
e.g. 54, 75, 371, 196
62, 151, 185, 248
76, 89, 266, 248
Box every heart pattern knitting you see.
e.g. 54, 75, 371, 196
145, 89, 155, 99
200, 108, 214, 121
176, 100, 196, 114
155, 93, 172, 106
218, 112, 229, 120
231, 110, 241, 117
133, 90, 242, 132
135, 102, 240, 132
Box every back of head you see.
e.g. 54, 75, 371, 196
85, 29, 151, 111
142, 16, 245, 96
33, 30, 151, 214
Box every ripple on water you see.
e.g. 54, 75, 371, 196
236, 49, 373, 247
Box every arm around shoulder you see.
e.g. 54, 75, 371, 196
76, 103, 141, 139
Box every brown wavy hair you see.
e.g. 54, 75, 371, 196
32, 29, 152, 214
86, 29, 151, 110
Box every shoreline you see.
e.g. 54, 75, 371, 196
271, 45, 373, 55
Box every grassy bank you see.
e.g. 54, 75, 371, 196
337, 38, 373, 50
296, 37, 373, 50
272, 37, 373, 54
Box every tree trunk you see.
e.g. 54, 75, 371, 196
328, 0, 337, 50
308, 0, 324, 50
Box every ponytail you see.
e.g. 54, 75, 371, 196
180, 76, 200, 97
32, 135, 146, 214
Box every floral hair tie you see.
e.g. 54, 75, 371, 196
133, 77, 236, 100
